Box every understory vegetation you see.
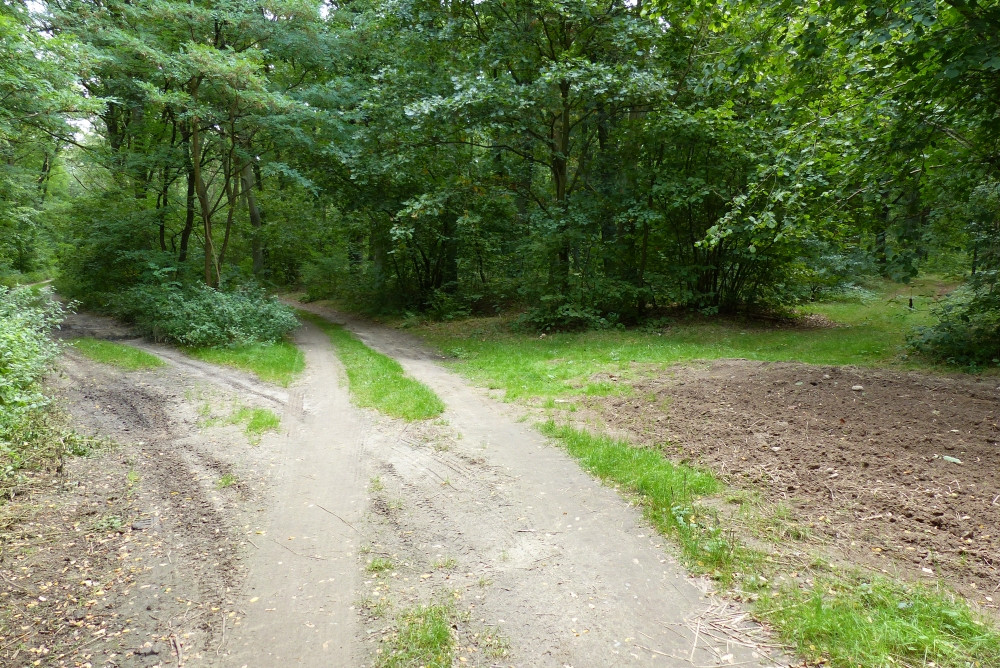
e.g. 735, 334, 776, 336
0, 287, 90, 497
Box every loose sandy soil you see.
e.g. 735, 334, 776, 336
2, 310, 786, 667
596, 360, 1000, 616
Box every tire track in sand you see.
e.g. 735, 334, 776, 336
225, 320, 373, 666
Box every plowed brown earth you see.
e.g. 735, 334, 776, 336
596, 360, 1000, 615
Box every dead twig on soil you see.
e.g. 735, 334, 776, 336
315, 503, 360, 534
0, 571, 33, 594
690, 619, 701, 663
217, 613, 226, 656
170, 633, 184, 666
269, 537, 326, 561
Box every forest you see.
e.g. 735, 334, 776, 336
1, 0, 998, 357
4, 2, 1000, 665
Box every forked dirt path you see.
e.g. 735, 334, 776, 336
12, 309, 785, 667
283, 304, 785, 667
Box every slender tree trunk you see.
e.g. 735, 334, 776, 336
240, 159, 264, 276
190, 115, 219, 287
179, 128, 196, 262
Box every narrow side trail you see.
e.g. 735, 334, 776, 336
295, 304, 784, 668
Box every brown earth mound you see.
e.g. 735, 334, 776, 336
597, 360, 1000, 613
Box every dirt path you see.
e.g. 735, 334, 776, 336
3, 310, 785, 667
292, 303, 783, 667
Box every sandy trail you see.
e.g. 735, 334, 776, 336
225, 321, 372, 666
25, 308, 782, 667
289, 303, 782, 667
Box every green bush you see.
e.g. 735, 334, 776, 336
0, 287, 65, 434
909, 286, 1000, 367
112, 283, 299, 348
0, 287, 82, 495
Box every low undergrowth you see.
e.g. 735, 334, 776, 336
70, 337, 165, 370
0, 287, 95, 498
540, 421, 1000, 668
111, 283, 299, 348
303, 313, 444, 420
185, 340, 304, 387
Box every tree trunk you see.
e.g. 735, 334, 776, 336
240, 160, 264, 276
179, 127, 196, 262
190, 115, 219, 287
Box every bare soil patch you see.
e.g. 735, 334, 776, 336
1, 315, 286, 666
595, 360, 1000, 614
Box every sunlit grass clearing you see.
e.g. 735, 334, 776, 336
416, 289, 944, 401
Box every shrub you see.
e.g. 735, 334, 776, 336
909, 286, 1000, 367
0, 287, 65, 434
516, 297, 615, 332
0, 287, 83, 497
112, 283, 299, 348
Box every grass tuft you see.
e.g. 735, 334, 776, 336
229, 406, 280, 439
538, 421, 754, 581
70, 338, 165, 370
215, 473, 237, 489
185, 341, 304, 386
759, 574, 1000, 667
302, 313, 444, 420
366, 557, 394, 573
376, 602, 454, 668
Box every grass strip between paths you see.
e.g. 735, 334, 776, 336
540, 421, 1000, 668
185, 340, 304, 387
303, 312, 444, 420
70, 338, 165, 370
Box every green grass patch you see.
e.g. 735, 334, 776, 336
70, 337, 166, 370
228, 406, 280, 439
759, 574, 1000, 668
414, 284, 948, 402
539, 421, 754, 581
302, 313, 444, 420
366, 557, 394, 573
185, 341, 304, 387
376, 602, 455, 668
215, 473, 237, 489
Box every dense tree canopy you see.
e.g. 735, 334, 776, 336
1, 0, 997, 360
